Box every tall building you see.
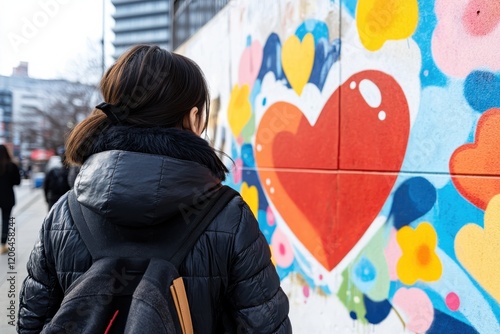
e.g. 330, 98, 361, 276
172, 0, 229, 49
112, 0, 172, 58
111, 0, 230, 55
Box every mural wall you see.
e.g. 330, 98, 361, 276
177, 0, 500, 332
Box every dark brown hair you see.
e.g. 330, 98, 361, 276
0, 144, 12, 175
66, 45, 210, 165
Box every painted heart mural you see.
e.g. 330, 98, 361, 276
255, 70, 410, 270
182, 3, 500, 332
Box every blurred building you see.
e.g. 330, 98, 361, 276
0, 89, 13, 144
12, 62, 29, 77
0, 62, 96, 159
111, 0, 230, 55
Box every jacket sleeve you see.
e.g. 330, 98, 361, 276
17, 218, 63, 333
225, 199, 292, 333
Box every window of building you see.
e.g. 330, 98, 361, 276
114, 29, 169, 45
0, 96, 12, 104
114, 14, 169, 31
172, 0, 230, 49
114, 1, 169, 18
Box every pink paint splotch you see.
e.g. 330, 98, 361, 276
271, 228, 294, 268
393, 287, 434, 333
266, 206, 275, 226
463, 0, 500, 36
232, 158, 243, 184
384, 228, 402, 281
238, 40, 263, 89
446, 292, 461, 311
432, 0, 500, 77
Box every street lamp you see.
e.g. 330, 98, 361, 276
102, 0, 106, 76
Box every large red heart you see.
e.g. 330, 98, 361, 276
255, 70, 410, 270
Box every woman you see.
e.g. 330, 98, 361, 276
18, 45, 291, 333
0, 145, 21, 254
43, 154, 70, 210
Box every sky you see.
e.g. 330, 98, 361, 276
0, 0, 115, 80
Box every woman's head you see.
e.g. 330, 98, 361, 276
0, 145, 11, 161
66, 45, 210, 164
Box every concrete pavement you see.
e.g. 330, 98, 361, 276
0, 180, 47, 333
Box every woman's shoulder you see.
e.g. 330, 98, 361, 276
42, 193, 75, 231
209, 193, 261, 237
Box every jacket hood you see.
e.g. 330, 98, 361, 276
73, 127, 225, 227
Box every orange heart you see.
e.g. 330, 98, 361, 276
450, 108, 500, 209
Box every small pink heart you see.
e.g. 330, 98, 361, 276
238, 41, 263, 88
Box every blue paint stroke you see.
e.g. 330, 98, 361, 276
363, 295, 392, 324
241, 143, 255, 168
434, 181, 484, 261
351, 256, 377, 293
390, 177, 436, 229
427, 309, 479, 334
230, 134, 239, 158
257, 33, 285, 82
426, 249, 500, 333
257, 209, 275, 243
464, 70, 500, 113
341, 0, 357, 18
295, 19, 329, 44
401, 81, 478, 183
310, 38, 341, 91
412, 0, 448, 87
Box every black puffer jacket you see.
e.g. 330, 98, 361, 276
0, 162, 21, 207
18, 127, 291, 333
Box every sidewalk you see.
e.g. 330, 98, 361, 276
0, 181, 47, 333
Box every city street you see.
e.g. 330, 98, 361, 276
0, 180, 46, 333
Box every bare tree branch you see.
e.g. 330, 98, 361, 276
18, 83, 97, 151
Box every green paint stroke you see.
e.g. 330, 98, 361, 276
337, 269, 367, 324
360, 226, 391, 301
241, 111, 255, 142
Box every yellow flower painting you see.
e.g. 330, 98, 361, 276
396, 222, 442, 285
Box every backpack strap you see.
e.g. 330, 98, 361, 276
169, 185, 238, 267
68, 190, 101, 258
68, 185, 239, 266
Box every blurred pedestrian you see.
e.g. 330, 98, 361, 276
0, 145, 21, 254
43, 155, 71, 210
18, 45, 291, 333
66, 164, 80, 189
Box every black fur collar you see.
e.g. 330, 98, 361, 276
86, 126, 228, 181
